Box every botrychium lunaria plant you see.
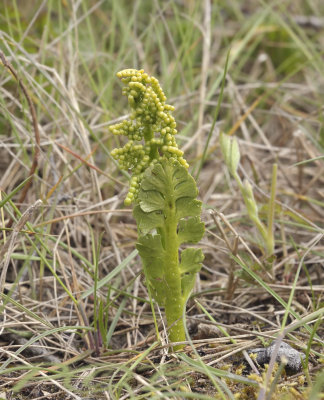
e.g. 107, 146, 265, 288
110, 69, 204, 350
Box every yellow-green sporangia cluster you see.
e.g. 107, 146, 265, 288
110, 69, 189, 205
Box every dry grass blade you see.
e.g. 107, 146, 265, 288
0, 52, 40, 209
0, 199, 42, 295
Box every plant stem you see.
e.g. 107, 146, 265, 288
144, 125, 159, 161
234, 172, 273, 257
163, 163, 185, 350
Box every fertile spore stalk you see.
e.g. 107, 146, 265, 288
110, 69, 204, 350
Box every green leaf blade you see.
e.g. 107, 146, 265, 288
133, 205, 164, 234
136, 234, 167, 305
137, 160, 201, 219
133, 159, 204, 347
178, 216, 205, 245
180, 248, 204, 300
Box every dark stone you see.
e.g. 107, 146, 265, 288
248, 341, 305, 374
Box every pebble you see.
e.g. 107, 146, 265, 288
247, 341, 305, 374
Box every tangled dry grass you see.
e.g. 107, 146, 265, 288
0, 1, 323, 399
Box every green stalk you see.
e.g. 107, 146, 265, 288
143, 124, 153, 142
163, 164, 185, 349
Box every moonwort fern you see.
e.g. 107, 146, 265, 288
110, 69, 204, 350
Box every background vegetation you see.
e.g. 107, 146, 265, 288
0, 0, 323, 399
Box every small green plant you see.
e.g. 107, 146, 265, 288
110, 69, 204, 350
220, 133, 277, 273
